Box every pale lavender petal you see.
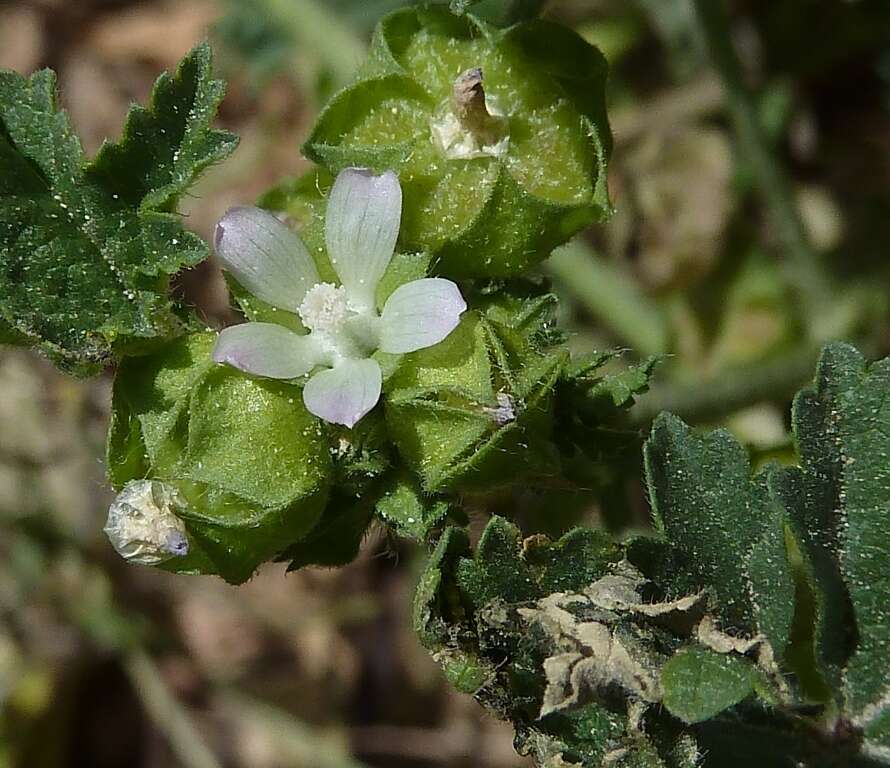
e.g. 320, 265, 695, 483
302, 358, 382, 428
325, 168, 401, 310
215, 206, 320, 312
378, 278, 466, 353
213, 323, 321, 379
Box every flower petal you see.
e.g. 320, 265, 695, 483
213, 323, 321, 379
325, 168, 401, 310
215, 206, 320, 313
302, 358, 382, 428
378, 278, 467, 353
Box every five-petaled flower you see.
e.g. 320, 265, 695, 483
212, 168, 467, 428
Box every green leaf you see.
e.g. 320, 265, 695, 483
88, 44, 238, 213
661, 646, 757, 724
416, 519, 635, 767
643, 413, 795, 652
455, 516, 621, 610
107, 332, 332, 583
304, 6, 611, 277
416, 517, 739, 767
776, 344, 890, 714
0, 44, 237, 375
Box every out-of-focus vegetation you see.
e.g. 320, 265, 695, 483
0, 0, 887, 765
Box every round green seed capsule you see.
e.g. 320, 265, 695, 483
303, 7, 612, 278
106, 332, 333, 583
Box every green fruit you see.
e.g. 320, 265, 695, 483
303, 7, 612, 277
107, 332, 333, 583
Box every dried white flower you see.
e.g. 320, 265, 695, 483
104, 480, 189, 565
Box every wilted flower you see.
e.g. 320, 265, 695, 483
212, 168, 466, 427
104, 480, 190, 566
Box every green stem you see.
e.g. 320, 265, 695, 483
546, 241, 669, 357
630, 345, 821, 425
124, 650, 223, 768
691, 0, 830, 338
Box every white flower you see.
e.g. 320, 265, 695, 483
211, 168, 467, 428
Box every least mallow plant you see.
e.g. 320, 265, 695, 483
7, 12, 890, 767
211, 167, 467, 427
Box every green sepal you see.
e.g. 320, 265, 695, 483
385, 311, 565, 493
375, 471, 451, 542
449, 0, 548, 27
303, 6, 612, 278
566, 352, 660, 420
0, 44, 237, 375
302, 74, 434, 172
107, 332, 332, 583
224, 273, 305, 333
413, 525, 472, 647
470, 279, 561, 347
558, 351, 657, 464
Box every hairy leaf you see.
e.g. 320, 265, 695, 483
643, 413, 795, 652
776, 344, 890, 716
661, 646, 757, 724
0, 44, 237, 375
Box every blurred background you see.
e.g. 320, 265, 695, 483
0, 0, 888, 765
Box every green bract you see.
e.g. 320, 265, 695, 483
107, 332, 332, 584
0, 44, 237, 375
303, 6, 611, 277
